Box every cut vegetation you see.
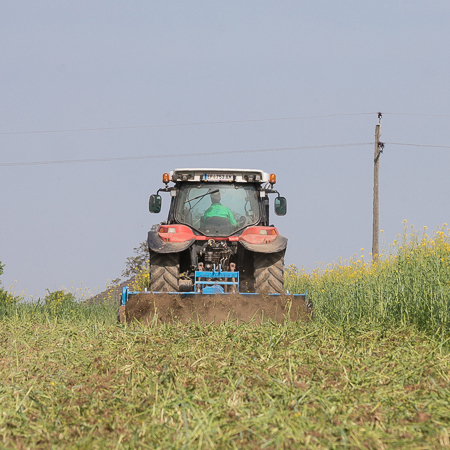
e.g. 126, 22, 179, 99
1, 225, 450, 448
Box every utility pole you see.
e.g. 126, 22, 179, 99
372, 112, 384, 261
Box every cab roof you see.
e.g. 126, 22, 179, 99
170, 168, 270, 183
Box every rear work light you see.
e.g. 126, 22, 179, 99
269, 173, 276, 184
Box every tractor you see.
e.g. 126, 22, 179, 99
146, 168, 288, 294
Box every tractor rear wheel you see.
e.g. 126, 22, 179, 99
254, 251, 285, 294
149, 251, 179, 292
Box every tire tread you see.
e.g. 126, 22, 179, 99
254, 251, 285, 293
149, 251, 179, 292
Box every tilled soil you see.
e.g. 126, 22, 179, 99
123, 293, 310, 324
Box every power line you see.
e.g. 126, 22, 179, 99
2, 141, 449, 167
383, 113, 450, 118
1, 112, 449, 136
0, 113, 377, 136
386, 142, 450, 149
0, 142, 373, 167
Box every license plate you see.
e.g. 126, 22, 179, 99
204, 173, 233, 182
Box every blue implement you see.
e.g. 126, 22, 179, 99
120, 277, 308, 306
120, 266, 308, 307
194, 265, 239, 294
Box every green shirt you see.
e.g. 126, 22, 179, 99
203, 203, 237, 225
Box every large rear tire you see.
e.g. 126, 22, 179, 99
254, 251, 285, 294
149, 251, 179, 292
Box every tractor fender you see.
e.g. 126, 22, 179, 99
239, 234, 288, 253
147, 231, 195, 254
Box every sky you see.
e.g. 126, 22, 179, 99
1, 1, 450, 299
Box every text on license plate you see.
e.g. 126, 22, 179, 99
204, 173, 233, 182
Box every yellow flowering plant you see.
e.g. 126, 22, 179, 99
285, 224, 450, 332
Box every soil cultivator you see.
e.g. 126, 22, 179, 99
119, 168, 307, 324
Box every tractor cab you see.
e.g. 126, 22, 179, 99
150, 168, 286, 236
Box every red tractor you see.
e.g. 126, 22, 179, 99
147, 168, 288, 294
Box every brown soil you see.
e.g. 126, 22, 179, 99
123, 293, 310, 325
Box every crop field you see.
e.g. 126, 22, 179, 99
1, 225, 450, 449
285, 223, 450, 334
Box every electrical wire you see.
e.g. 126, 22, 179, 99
0, 113, 377, 136
386, 142, 450, 149
383, 113, 450, 118
0, 142, 373, 167
2, 141, 450, 167
1, 112, 449, 136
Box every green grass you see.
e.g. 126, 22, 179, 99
1, 301, 450, 449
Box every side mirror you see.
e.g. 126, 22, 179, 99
274, 197, 287, 216
149, 194, 162, 213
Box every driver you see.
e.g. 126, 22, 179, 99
203, 191, 237, 226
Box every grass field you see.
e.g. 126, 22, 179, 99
1, 304, 450, 449
1, 225, 450, 448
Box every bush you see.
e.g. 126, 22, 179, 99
43, 289, 77, 315
0, 260, 19, 316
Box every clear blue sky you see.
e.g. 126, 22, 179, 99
1, 1, 449, 298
